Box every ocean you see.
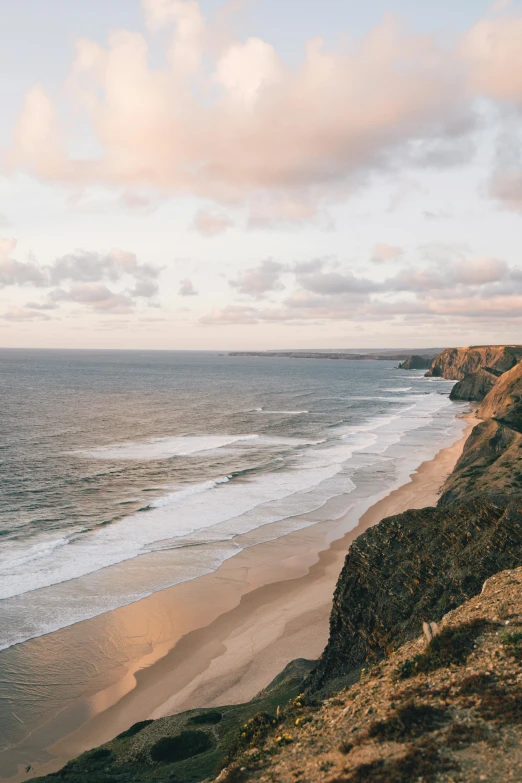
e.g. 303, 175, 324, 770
0, 348, 472, 777
0, 349, 463, 653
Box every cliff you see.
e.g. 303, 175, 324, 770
440, 361, 522, 502
227, 566, 522, 783
307, 498, 522, 692
308, 354, 522, 689
426, 345, 522, 380
449, 367, 499, 401
398, 354, 434, 370
439, 419, 522, 503
478, 360, 522, 430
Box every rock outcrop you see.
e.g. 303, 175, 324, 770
308, 356, 522, 690
440, 361, 522, 502
478, 360, 522, 431
449, 367, 499, 401
439, 419, 522, 503
307, 499, 522, 691
426, 345, 522, 380
398, 355, 434, 370
231, 567, 522, 783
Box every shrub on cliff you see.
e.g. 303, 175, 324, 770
150, 730, 213, 763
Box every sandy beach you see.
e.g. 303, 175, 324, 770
3, 412, 476, 782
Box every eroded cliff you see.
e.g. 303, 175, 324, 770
307, 499, 522, 691
449, 367, 499, 401
398, 355, 434, 370
426, 345, 522, 380
478, 360, 522, 430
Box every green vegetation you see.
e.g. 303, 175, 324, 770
187, 710, 223, 725
396, 620, 486, 679
501, 629, 522, 660
149, 730, 213, 763
34, 659, 315, 783
116, 720, 154, 739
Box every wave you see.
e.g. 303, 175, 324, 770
149, 477, 230, 508
257, 410, 309, 414
73, 434, 260, 461
0, 536, 69, 572
382, 387, 412, 392
0, 389, 456, 611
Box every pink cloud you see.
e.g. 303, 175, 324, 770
4, 2, 522, 225
192, 208, 233, 236
4, 5, 474, 218
371, 243, 404, 263
463, 17, 522, 103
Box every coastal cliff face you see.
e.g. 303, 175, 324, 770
426, 345, 522, 380
398, 355, 434, 370
478, 360, 522, 430
308, 353, 522, 690
449, 367, 499, 401
232, 567, 522, 783
439, 419, 522, 503
307, 499, 522, 691
440, 362, 522, 502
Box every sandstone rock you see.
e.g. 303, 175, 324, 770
440, 419, 522, 503
449, 368, 499, 401
307, 498, 522, 691
426, 345, 522, 380
398, 355, 434, 370
478, 360, 522, 431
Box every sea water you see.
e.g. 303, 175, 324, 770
0, 349, 462, 654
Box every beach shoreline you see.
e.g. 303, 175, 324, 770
3, 410, 477, 782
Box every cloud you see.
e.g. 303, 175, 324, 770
292, 258, 329, 274
371, 243, 404, 263
179, 278, 198, 295
463, 17, 522, 103
130, 278, 159, 297
5, 5, 480, 221
0, 238, 47, 287
452, 257, 508, 284
296, 269, 379, 296
49, 248, 159, 285
202, 253, 522, 327
200, 305, 260, 324
119, 190, 156, 212
229, 259, 285, 297
2, 307, 53, 321
6, 2, 522, 227
0, 241, 161, 315
192, 208, 233, 236
491, 0, 513, 13
50, 283, 135, 312
490, 168, 522, 210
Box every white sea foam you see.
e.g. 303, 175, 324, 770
0, 387, 463, 647
149, 477, 230, 508
74, 434, 260, 460
382, 387, 412, 392
257, 410, 309, 414
0, 439, 363, 601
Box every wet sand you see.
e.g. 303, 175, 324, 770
3, 413, 476, 782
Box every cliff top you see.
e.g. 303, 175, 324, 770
223, 566, 522, 783
427, 345, 522, 380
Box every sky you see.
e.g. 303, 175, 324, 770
1, 0, 522, 349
